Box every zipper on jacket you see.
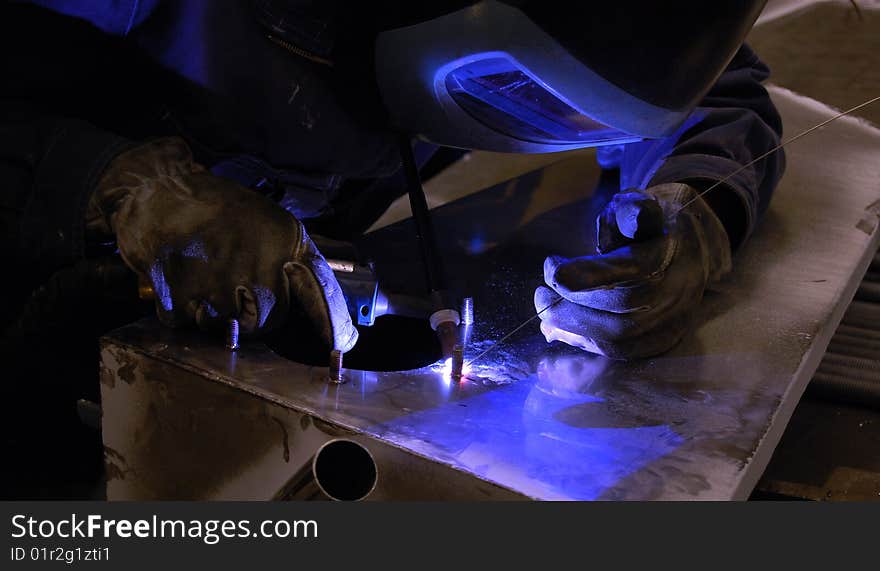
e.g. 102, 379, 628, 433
266, 33, 334, 67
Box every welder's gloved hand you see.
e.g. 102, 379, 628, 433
535, 183, 732, 359
87, 137, 358, 351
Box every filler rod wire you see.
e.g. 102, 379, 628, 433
676, 94, 880, 214
468, 94, 880, 371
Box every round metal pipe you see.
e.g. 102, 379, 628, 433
274, 439, 378, 501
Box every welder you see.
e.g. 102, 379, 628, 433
1, 0, 784, 364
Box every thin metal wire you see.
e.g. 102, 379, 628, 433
676, 94, 880, 214
467, 93, 880, 369
465, 297, 563, 368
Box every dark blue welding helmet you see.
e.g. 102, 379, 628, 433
375, 0, 766, 153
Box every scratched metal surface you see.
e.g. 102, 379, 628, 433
105, 87, 880, 500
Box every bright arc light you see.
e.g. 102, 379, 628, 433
440, 358, 471, 380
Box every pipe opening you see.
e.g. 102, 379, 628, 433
266, 315, 442, 371
313, 440, 378, 501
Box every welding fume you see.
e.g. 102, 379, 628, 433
3, 0, 782, 476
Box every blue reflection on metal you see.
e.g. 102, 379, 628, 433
378, 354, 684, 500
463, 235, 490, 255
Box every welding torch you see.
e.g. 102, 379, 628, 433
136, 261, 433, 338
398, 135, 464, 376
135, 135, 465, 375
324, 259, 432, 326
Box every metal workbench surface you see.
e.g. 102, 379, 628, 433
101, 86, 880, 500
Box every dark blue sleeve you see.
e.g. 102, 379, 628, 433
616, 44, 785, 249
0, 102, 134, 272
1, 3, 142, 275
13, 0, 161, 36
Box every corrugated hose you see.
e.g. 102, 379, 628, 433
807, 250, 880, 409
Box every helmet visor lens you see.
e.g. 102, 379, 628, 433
445, 57, 636, 146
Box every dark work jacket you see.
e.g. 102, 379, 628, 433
1, 1, 785, 288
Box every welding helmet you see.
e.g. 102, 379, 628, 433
375, 0, 766, 153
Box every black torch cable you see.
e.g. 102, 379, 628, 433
399, 134, 447, 301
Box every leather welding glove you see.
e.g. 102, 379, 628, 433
535, 183, 731, 359
87, 137, 358, 351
